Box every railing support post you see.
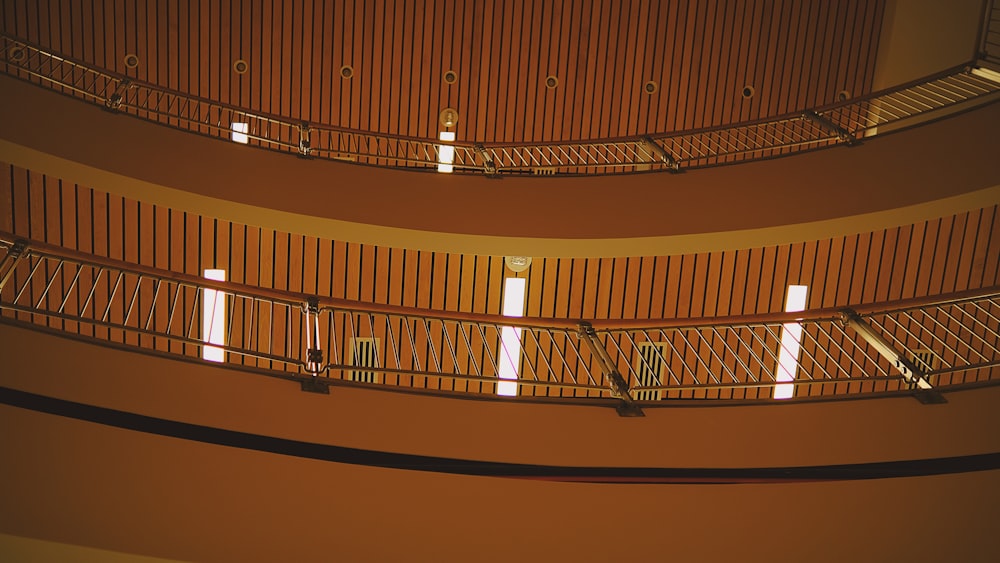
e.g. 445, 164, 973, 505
0, 239, 28, 293
297, 123, 312, 157
105, 78, 131, 110
578, 322, 644, 417
840, 308, 946, 404
300, 297, 330, 394
803, 110, 861, 146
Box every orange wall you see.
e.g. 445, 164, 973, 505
2, 74, 999, 256
2, 323, 999, 561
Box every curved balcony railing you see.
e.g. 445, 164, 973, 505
3, 34, 999, 176
2, 233, 998, 411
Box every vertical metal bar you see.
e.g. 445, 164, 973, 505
384, 314, 401, 371
79, 267, 105, 317
656, 328, 702, 385
917, 307, 989, 361
57, 264, 84, 313
402, 316, 422, 372
144, 279, 162, 331
101, 271, 125, 322
456, 321, 481, 377
34, 259, 65, 308
123, 275, 143, 327
522, 327, 565, 384
421, 318, 442, 373
473, 322, 500, 379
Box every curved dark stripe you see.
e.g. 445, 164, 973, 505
1, 385, 998, 484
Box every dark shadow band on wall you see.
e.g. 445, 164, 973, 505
1, 385, 998, 484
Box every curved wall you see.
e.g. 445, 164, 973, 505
2, 74, 999, 256
1, 324, 999, 561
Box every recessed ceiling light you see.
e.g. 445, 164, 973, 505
340, 65, 354, 79
233, 59, 248, 74
439, 107, 459, 128
644, 80, 658, 94
443, 69, 457, 84
837, 90, 851, 102
545, 75, 559, 89
123, 53, 139, 68
741, 85, 755, 99
7, 46, 25, 62
504, 256, 532, 273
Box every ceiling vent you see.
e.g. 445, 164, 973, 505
349, 337, 381, 384
634, 342, 668, 401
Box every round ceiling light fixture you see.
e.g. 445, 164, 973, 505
545, 75, 559, 89
123, 53, 140, 69
741, 85, 755, 99
504, 256, 532, 273
837, 89, 851, 102
7, 45, 26, 62
439, 107, 459, 128
233, 59, 249, 74
444, 69, 458, 84
644, 80, 658, 94
340, 65, 354, 79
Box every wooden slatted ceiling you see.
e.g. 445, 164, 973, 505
0, 0, 885, 143
3, 162, 998, 322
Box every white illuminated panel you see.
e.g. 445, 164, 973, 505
971, 66, 1000, 85
774, 285, 808, 399
202, 269, 227, 362
497, 277, 526, 396
231, 122, 249, 144
437, 131, 455, 173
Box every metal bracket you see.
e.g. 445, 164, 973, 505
300, 378, 330, 394
105, 78, 132, 110
802, 110, 860, 146
578, 322, 644, 417
0, 239, 28, 293
297, 124, 312, 157
640, 137, 681, 172
474, 144, 499, 176
839, 309, 946, 404
303, 297, 325, 375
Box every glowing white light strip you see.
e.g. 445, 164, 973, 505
437, 131, 455, 173
971, 66, 1000, 85
231, 122, 249, 144
774, 285, 808, 399
202, 269, 227, 362
497, 277, 526, 396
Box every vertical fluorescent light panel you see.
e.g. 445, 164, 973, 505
497, 277, 526, 396
231, 122, 249, 144
774, 285, 808, 399
438, 131, 455, 173
202, 269, 227, 362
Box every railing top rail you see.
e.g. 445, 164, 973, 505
5, 231, 998, 332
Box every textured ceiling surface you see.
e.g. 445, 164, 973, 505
0, 0, 885, 143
